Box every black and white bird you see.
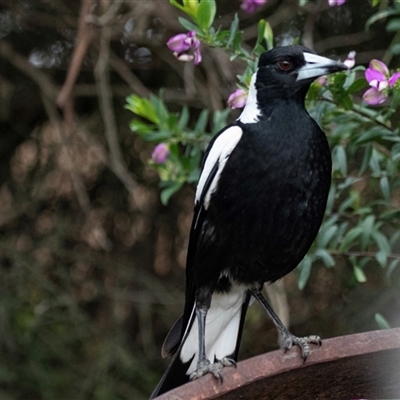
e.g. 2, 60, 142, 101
150, 45, 348, 398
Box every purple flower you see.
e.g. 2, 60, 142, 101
363, 59, 400, 105
389, 71, 400, 87
240, 0, 267, 13
152, 143, 169, 164
328, 0, 346, 6
227, 89, 247, 109
166, 33, 191, 53
166, 30, 202, 65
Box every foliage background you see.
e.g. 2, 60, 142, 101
0, 0, 399, 399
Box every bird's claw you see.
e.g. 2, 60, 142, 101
189, 357, 236, 382
280, 332, 321, 361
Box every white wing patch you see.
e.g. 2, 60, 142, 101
180, 284, 248, 375
238, 71, 261, 124
195, 125, 243, 209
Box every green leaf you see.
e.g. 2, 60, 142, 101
360, 143, 373, 174
390, 43, 400, 55
333, 145, 347, 176
170, 0, 198, 18
178, 106, 190, 130
365, 9, 400, 30
314, 249, 335, 268
125, 95, 159, 124
330, 221, 349, 248
325, 182, 336, 214
212, 108, 230, 134
369, 148, 382, 175
380, 175, 391, 201
194, 109, 209, 132
375, 250, 387, 267
372, 230, 391, 254
360, 215, 375, 250
392, 142, 400, 160
386, 18, 400, 32
317, 225, 338, 248
197, 0, 216, 30
170, 0, 188, 13
232, 30, 244, 54
183, 0, 199, 13
375, 313, 391, 330
151, 94, 169, 123
353, 265, 367, 283
339, 227, 363, 251
338, 93, 353, 110
262, 21, 274, 51
297, 256, 312, 290
380, 209, 400, 220
187, 167, 200, 183
338, 191, 358, 213
256, 19, 266, 46
389, 230, 400, 248
227, 14, 240, 48
178, 17, 200, 32
348, 78, 367, 94
160, 182, 183, 205
143, 130, 171, 141
129, 120, 154, 135
386, 259, 400, 282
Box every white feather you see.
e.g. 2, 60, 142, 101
195, 125, 243, 209
180, 284, 248, 374
238, 71, 261, 124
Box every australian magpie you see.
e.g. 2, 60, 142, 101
150, 45, 348, 398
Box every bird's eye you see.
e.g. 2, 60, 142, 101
278, 60, 292, 71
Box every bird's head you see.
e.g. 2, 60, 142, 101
239, 45, 348, 123
257, 45, 348, 96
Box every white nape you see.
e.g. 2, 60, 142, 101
180, 284, 248, 375
195, 125, 243, 209
238, 71, 262, 124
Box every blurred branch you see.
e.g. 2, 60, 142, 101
0, 40, 58, 101
56, 0, 95, 118
41, 94, 92, 213
94, 7, 136, 193
108, 50, 151, 98
86, 0, 123, 26
315, 31, 376, 54
0, 40, 93, 215
201, 48, 225, 111
0, 27, 111, 251
332, 250, 400, 260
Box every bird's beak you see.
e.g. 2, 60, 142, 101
297, 52, 348, 81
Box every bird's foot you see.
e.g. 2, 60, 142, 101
280, 331, 321, 361
189, 357, 236, 382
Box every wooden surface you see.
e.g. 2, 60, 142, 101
155, 328, 400, 400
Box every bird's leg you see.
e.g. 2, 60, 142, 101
250, 288, 321, 361
189, 289, 236, 382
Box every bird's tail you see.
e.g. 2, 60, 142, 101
150, 288, 251, 399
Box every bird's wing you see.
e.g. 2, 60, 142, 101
182, 124, 244, 332
162, 123, 244, 350
151, 124, 247, 398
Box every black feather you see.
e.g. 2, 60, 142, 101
150, 45, 348, 398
